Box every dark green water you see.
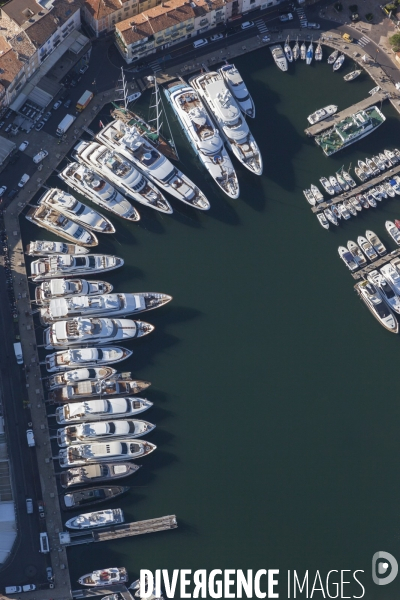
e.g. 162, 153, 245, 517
22, 48, 400, 598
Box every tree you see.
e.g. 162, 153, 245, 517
389, 32, 400, 50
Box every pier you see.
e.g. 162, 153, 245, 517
304, 91, 389, 136
72, 585, 133, 598
311, 163, 400, 213
351, 249, 400, 280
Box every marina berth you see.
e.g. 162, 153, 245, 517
78, 567, 128, 587
164, 82, 239, 199
270, 45, 288, 71
48, 374, 151, 402
59, 439, 157, 467
26, 240, 88, 256
95, 120, 210, 210
56, 419, 155, 447
60, 462, 140, 488
38, 188, 115, 233
386, 221, 400, 245
73, 141, 173, 214
355, 280, 399, 333
55, 397, 153, 425
65, 508, 124, 530
26, 205, 98, 248
367, 270, 400, 313
39, 292, 172, 324
45, 346, 132, 372
43, 317, 154, 350
30, 254, 124, 282
307, 105, 338, 125
189, 71, 263, 175
61, 485, 130, 511
59, 162, 140, 222
219, 63, 255, 118
47, 367, 117, 390
35, 278, 113, 305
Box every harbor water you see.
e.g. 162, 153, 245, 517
21, 46, 400, 597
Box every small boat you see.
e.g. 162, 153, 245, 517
338, 203, 351, 220
306, 42, 313, 65
319, 177, 335, 195
47, 367, 117, 390
48, 375, 151, 402
358, 235, 378, 261
61, 462, 140, 488
368, 270, 400, 313
369, 188, 381, 202
55, 397, 153, 425
385, 221, 400, 245
324, 208, 338, 226
373, 155, 386, 171
358, 160, 373, 177
336, 172, 349, 191
379, 152, 392, 169
26, 241, 89, 257
65, 508, 124, 530
342, 170, 357, 188
45, 346, 132, 373
315, 42, 322, 61
394, 149, 400, 162
383, 181, 395, 198
375, 185, 387, 199
59, 439, 157, 467
329, 176, 342, 194
26, 205, 98, 248
270, 45, 288, 71
343, 198, 356, 216
293, 38, 300, 61
300, 43, 306, 60
344, 70, 362, 82
365, 192, 377, 208
310, 184, 324, 203
333, 54, 345, 71
307, 105, 338, 125
338, 246, 358, 271
366, 231, 386, 256
35, 279, 113, 305
303, 189, 316, 205
369, 85, 381, 95
327, 50, 339, 64
354, 166, 368, 182
366, 158, 380, 176
30, 254, 124, 282
385, 149, 398, 164
316, 213, 329, 229
357, 194, 369, 209
61, 485, 129, 511
78, 567, 128, 587
330, 204, 341, 220
355, 280, 399, 333
381, 261, 400, 294
347, 241, 367, 267
350, 196, 362, 212
388, 178, 400, 195
284, 36, 293, 62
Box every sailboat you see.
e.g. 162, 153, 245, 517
300, 42, 306, 60
315, 42, 322, 61
284, 36, 293, 62
306, 42, 313, 65
327, 50, 339, 64
293, 38, 300, 61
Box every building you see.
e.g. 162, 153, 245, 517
83, 0, 163, 37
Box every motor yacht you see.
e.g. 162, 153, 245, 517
333, 54, 345, 71
65, 508, 124, 530
365, 192, 377, 208
379, 152, 391, 169
26, 240, 89, 256
26, 205, 98, 248
303, 189, 316, 205
355, 280, 399, 333
366, 230, 386, 256
59, 439, 156, 467
347, 241, 367, 267
269, 45, 288, 71
384, 149, 398, 164
189, 71, 262, 175
57, 419, 155, 447
357, 235, 378, 261
61, 485, 129, 511
300, 43, 306, 60
366, 158, 380, 176
354, 166, 368, 182
358, 160, 373, 177
338, 246, 358, 271
367, 270, 400, 313
336, 172, 349, 191
381, 261, 400, 294
49, 374, 150, 402
357, 194, 369, 209
45, 346, 132, 372
306, 42, 313, 65
315, 42, 322, 61
47, 367, 117, 390
342, 170, 356, 188
330, 205, 341, 220
35, 278, 113, 305
319, 177, 335, 195
383, 181, 395, 198
350, 197, 362, 212
284, 37, 293, 62
327, 50, 339, 64
324, 208, 338, 226
78, 568, 128, 587
219, 63, 255, 118
30, 254, 123, 282
388, 178, 400, 195
61, 462, 140, 488
59, 162, 140, 222
316, 213, 329, 229
329, 176, 342, 194
56, 397, 153, 425
310, 184, 324, 203
375, 184, 387, 199
343, 199, 356, 216
338, 203, 351, 220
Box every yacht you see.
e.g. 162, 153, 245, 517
343, 199, 356, 216
373, 155, 385, 171
293, 39, 300, 60
308, 105, 338, 125
45, 347, 132, 373
48, 375, 150, 402
59, 162, 140, 222
338, 203, 351, 220
367, 270, 400, 313
358, 160, 373, 177
366, 230, 386, 256
35, 278, 113, 305
310, 184, 323, 203
357, 194, 369, 209
344, 70, 362, 82
61, 485, 129, 511
30, 254, 123, 282
189, 71, 263, 175
329, 176, 342, 194
379, 152, 392, 168
284, 37, 293, 62
47, 367, 117, 390
373, 185, 386, 200
306, 42, 313, 65
338, 246, 358, 271
319, 177, 335, 195
65, 508, 124, 530
26, 205, 98, 248
383, 181, 395, 198
315, 42, 322, 61
74, 141, 172, 214
333, 54, 345, 71
57, 419, 155, 447
164, 82, 239, 198
61, 462, 140, 488
40, 292, 172, 324
324, 208, 338, 226
366, 158, 380, 176
355, 280, 399, 333
39, 188, 115, 233
59, 439, 156, 467
303, 189, 316, 205
219, 63, 255, 118
384, 149, 398, 164
78, 568, 128, 587
300, 43, 306, 60
342, 170, 356, 188
269, 45, 288, 71
388, 178, 400, 195
56, 397, 153, 425
26, 240, 88, 256
330, 204, 341, 220
336, 172, 349, 191
43, 317, 154, 350
357, 235, 378, 261
354, 166, 368, 182
96, 120, 210, 209
327, 50, 339, 64
365, 192, 377, 208
347, 240, 367, 267
380, 261, 400, 294
350, 196, 362, 212
316, 213, 329, 229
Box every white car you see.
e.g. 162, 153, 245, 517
33, 150, 48, 164
210, 33, 224, 41
0, 185, 7, 197
26, 429, 35, 447
18, 174, 30, 188
279, 12, 293, 21
19, 141, 29, 152
262, 35, 271, 42
241, 20, 254, 29
53, 101, 62, 110
23, 585, 36, 592
79, 64, 89, 74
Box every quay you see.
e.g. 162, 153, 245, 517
351, 249, 400, 280
311, 163, 400, 213
72, 585, 133, 598
304, 91, 389, 137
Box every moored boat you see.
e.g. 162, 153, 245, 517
338, 246, 358, 271
319, 177, 335, 195
300, 43, 306, 60
327, 50, 339, 64
219, 63, 255, 118
355, 280, 399, 333
284, 36, 293, 62
30, 254, 123, 282
303, 189, 316, 205
324, 208, 338, 226
78, 567, 128, 586
329, 176, 342, 194
60, 462, 140, 488
26, 241, 89, 256
270, 45, 288, 71
367, 270, 400, 313
357, 235, 378, 261
366, 230, 386, 256
310, 184, 324, 203
61, 485, 129, 511
49, 374, 150, 402
338, 203, 351, 220
350, 196, 362, 212
59, 439, 156, 467
347, 240, 367, 267
55, 397, 153, 425
57, 419, 155, 447
26, 205, 98, 248
336, 172, 349, 191
316, 213, 329, 229
344, 70, 362, 82
333, 53, 345, 71
307, 105, 338, 125
387, 221, 400, 244
293, 38, 300, 60
306, 42, 313, 65
35, 278, 113, 305
47, 367, 117, 390
343, 198, 356, 216
381, 261, 400, 294
342, 170, 357, 188
65, 508, 124, 530
45, 346, 132, 372
315, 42, 322, 61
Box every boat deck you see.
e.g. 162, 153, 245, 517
351, 249, 400, 280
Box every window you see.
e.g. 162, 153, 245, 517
199, 17, 208, 25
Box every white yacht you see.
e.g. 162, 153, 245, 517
39, 292, 172, 324
293, 39, 300, 61
26, 205, 98, 248
219, 63, 255, 118
26, 240, 88, 256
56, 397, 153, 425
59, 162, 140, 222
310, 184, 323, 203
270, 45, 288, 71
61, 463, 140, 488
78, 568, 128, 587
189, 71, 262, 175
59, 439, 156, 467
347, 240, 367, 267
300, 43, 306, 60
355, 280, 399, 333
30, 254, 123, 282
283, 37, 293, 62
315, 42, 322, 61
48, 366, 117, 390
35, 278, 113, 305
307, 105, 338, 125
74, 141, 172, 214
328, 50, 339, 64
319, 177, 335, 195
43, 317, 154, 349
385, 221, 400, 245
367, 270, 400, 314
65, 508, 124, 530
366, 230, 386, 256
357, 236, 378, 261
57, 419, 155, 447
39, 188, 115, 233
49, 375, 150, 402
164, 82, 239, 199
96, 120, 209, 209
338, 246, 358, 271
381, 262, 400, 295
45, 347, 132, 373
333, 54, 345, 71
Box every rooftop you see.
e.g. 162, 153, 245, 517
84, 0, 127, 21
0, 48, 24, 89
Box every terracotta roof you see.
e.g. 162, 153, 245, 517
0, 36, 12, 55
0, 48, 24, 89
25, 0, 81, 47
1, 0, 43, 27
8, 30, 36, 60
84, 0, 126, 21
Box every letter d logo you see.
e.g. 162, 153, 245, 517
372, 551, 398, 585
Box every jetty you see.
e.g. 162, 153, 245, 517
72, 586, 133, 598
305, 91, 389, 136
351, 249, 400, 280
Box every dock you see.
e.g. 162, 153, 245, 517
351, 249, 400, 280
72, 585, 133, 598
305, 91, 389, 137
311, 163, 400, 213
59, 515, 177, 547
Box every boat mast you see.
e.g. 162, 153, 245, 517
115, 67, 128, 110
148, 75, 162, 135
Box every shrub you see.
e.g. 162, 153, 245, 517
385, 3, 397, 10
389, 32, 400, 50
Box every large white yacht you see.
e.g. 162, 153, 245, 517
270, 45, 288, 71
43, 317, 154, 349
307, 105, 338, 125
35, 278, 113, 305
78, 567, 128, 587
26, 240, 88, 256
219, 63, 255, 118
39, 292, 172, 324
59, 439, 156, 467
380, 262, 400, 296
73, 141, 172, 214
48, 375, 151, 402
59, 162, 140, 222
61, 463, 140, 488
30, 254, 123, 282
26, 205, 98, 248
189, 71, 262, 175
45, 346, 132, 372
355, 280, 399, 333
164, 82, 239, 199
39, 188, 115, 233
97, 120, 209, 210
47, 367, 117, 390
55, 397, 153, 425
57, 419, 155, 447
65, 508, 124, 530
367, 270, 400, 314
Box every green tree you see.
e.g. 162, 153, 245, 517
389, 32, 400, 50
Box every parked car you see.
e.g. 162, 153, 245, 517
279, 12, 293, 21
22, 585, 36, 592
307, 22, 320, 29
64, 99, 72, 108
193, 38, 208, 48
5, 124, 12, 133
5, 586, 22, 594
7, 189, 18, 200
0, 186, 7, 197
53, 100, 62, 110
79, 64, 89, 74
210, 33, 224, 41
5, 109, 12, 119
33, 150, 48, 164
18, 174, 30, 188
46, 567, 54, 582
38, 501, 45, 518
26, 498, 33, 514
70, 79, 78, 87
342, 32, 353, 41
19, 141, 29, 151
0, 121, 5, 129
42, 112, 52, 122
35, 121, 45, 131
26, 429, 35, 447
241, 20, 254, 29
